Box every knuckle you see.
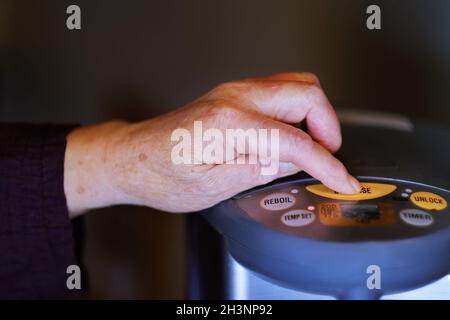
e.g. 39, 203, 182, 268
306, 83, 323, 97
212, 81, 243, 95
290, 132, 315, 154
203, 103, 242, 123
334, 133, 343, 151
301, 72, 320, 84
304, 84, 327, 106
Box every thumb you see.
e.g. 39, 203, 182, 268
210, 156, 302, 201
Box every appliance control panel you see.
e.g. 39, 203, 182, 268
235, 179, 449, 241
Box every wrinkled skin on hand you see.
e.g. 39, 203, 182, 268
64, 72, 360, 216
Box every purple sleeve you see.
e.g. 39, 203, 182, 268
0, 124, 79, 299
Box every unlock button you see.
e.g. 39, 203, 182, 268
410, 191, 447, 211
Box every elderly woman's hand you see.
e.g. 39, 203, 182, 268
64, 72, 360, 216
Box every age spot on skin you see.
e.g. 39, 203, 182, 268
138, 153, 148, 161
76, 186, 85, 194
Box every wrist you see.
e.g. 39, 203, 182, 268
64, 120, 131, 217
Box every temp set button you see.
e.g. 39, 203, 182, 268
260, 193, 296, 211
410, 191, 447, 211
281, 210, 315, 227
306, 183, 397, 201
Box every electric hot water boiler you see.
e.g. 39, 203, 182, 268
187, 110, 450, 300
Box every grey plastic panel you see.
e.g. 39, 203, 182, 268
235, 178, 449, 242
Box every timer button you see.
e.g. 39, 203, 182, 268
400, 209, 434, 227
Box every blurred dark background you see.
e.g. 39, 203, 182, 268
1, 0, 449, 298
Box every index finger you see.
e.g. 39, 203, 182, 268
219, 111, 360, 194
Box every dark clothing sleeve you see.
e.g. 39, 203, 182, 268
0, 124, 79, 299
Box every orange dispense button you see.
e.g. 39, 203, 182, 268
306, 183, 397, 201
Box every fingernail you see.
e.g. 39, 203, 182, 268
348, 175, 361, 193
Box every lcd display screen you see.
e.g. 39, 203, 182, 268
341, 204, 380, 220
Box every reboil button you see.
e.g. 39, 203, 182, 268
410, 191, 447, 211
260, 193, 296, 211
